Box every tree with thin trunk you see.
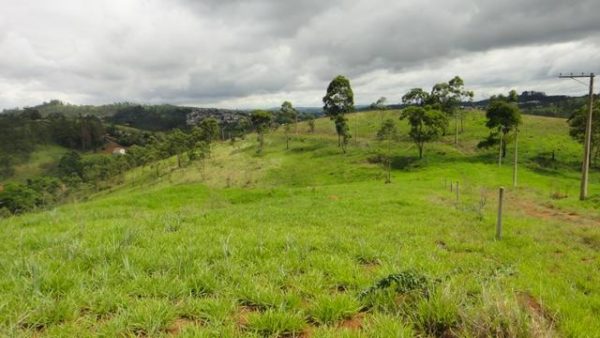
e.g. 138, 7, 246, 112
377, 118, 398, 183
429, 76, 473, 144
166, 129, 189, 168
307, 118, 315, 133
478, 92, 522, 166
250, 110, 272, 154
323, 75, 354, 149
371, 96, 388, 124
195, 117, 220, 157
400, 106, 448, 159
334, 115, 351, 153
280, 101, 298, 149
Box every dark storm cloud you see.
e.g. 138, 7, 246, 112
1, 0, 599, 109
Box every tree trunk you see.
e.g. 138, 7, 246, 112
418, 144, 423, 159
177, 153, 181, 168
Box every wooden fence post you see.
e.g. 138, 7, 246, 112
496, 187, 504, 240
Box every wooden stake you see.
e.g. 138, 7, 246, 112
496, 187, 504, 240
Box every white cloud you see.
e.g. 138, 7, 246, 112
1, 0, 599, 109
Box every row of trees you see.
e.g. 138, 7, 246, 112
321, 75, 474, 158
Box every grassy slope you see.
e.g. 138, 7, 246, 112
0, 111, 599, 337
7, 145, 69, 183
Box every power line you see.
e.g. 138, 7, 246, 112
558, 72, 595, 200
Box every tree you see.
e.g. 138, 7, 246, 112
196, 117, 220, 156
478, 95, 522, 166
280, 101, 298, 132
568, 104, 600, 165
0, 183, 39, 214
429, 76, 473, 143
400, 106, 448, 159
371, 96, 388, 124
323, 75, 354, 148
402, 88, 430, 106
166, 129, 189, 168
58, 151, 84, 179
307, 118, 316, 133
377, 118, 398, 183
250, 110, 272, 154
334, 115, 351, 153
280, 101, 298, 149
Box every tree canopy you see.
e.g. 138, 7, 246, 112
323, 75, 354, 118
400, 106, 448, 158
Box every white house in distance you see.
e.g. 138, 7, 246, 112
112, 147, 127, 155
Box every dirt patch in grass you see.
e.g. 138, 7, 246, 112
515, 197, 600, 227
338, 312, 365, 330
299, 326, 315, 338
517, 291, 556, 336
235, 306, 260, 328
166, 318, 202, 336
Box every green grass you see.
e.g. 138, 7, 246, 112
1, 110, 599, 337
8, 145, 68, 182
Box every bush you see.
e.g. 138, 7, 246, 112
0, 183, 40, 214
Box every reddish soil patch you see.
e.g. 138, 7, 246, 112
235, 306, 260, 329
513, 197, 600, 227
299, 326, 315, 338
338, 313, 365, 330
517, 292, 555, 324
328, 195, 340, 201
165, 318, 201, 336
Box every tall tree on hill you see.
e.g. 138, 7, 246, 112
402, 88, 430, 107
280, 101, 298, 149
430, 76, 473, 143
280, 101, 298, 132
334, 115, 351, 153
372, 96, 388, 126
377, 118, 398, 183
323, 75, 354, 149
400, 106, 448, 159
167, 129, 189, 168
250, 110, 272, 154
196, 117, 220, 156
478, 93, 522, 166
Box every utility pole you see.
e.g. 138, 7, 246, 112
559, 73, 595, 200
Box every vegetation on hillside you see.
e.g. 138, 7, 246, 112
0, 108, 598, 337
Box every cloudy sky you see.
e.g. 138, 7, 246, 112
1, 0, 600, 110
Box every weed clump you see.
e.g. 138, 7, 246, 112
359, 270, 431, 299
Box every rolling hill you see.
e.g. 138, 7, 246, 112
0, 110, 598, 337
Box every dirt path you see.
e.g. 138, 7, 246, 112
510, 196, 600, 227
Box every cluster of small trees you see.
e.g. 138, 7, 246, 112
0, 117, 223, 216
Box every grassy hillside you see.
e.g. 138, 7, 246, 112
1, 110, 599, 337
7, 145, 69, 182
